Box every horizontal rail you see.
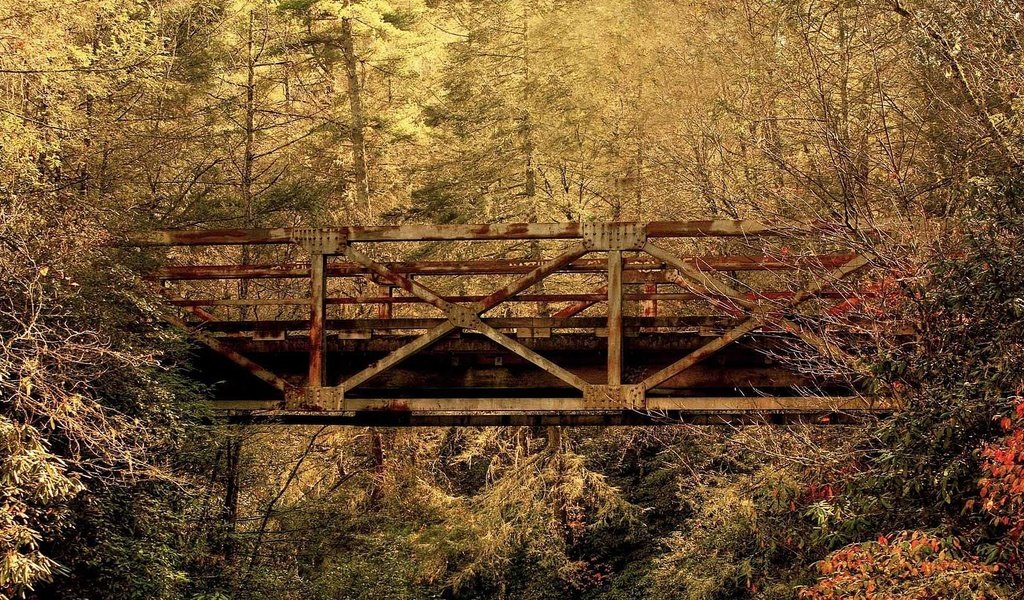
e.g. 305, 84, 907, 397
209, 332, 892, 357
166, 290, 862, 308
184, 315, 746, 332
220, 411, 885, 426
211, 396, 889, 426
151, 254, 859, 280
293, 396, 886, 411
127, 220, 837, 246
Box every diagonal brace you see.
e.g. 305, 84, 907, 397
475, 323, 590, 390
162, 312, 291, 393
337, 243, 591, 394
640, 246, 874, 390
341, 321, 457, 392
474, 243, 589, 314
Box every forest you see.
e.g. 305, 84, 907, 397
3, 0, 1024, 598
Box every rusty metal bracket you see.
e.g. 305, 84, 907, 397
284, 386, 343, 410
293, 385, 343, 410
583, 384, 645, 409
324, 386, 343, 410
582, 222, 646, 251
447, 304, 485, 331
293, 228, 348, 254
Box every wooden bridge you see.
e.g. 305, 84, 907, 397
131, 220, 891, 425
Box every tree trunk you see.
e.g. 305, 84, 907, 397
239, 10, 257, 321
519, 12, 548, 318
546, 425, 562, 452
340, 9, 370, 218
367, 427, 387, 506
222, 435, 242, 566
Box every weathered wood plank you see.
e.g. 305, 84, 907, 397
151, 254, 860, 280
211, 395, 886, 413
607, 250, 623, 385
127, 220, 830, 246
308, 253, 328, 389
341, 322, 457, 391
640, 318, 762, 390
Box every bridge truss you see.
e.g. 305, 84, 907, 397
132, 220, 890, 425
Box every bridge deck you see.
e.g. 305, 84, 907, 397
130, 220, 890, 425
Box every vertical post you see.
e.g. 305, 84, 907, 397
641, 282, 658, 317
221, 434, 241, 565
377, 283, 392, 320
607, 250, 623, 385
309, 252, 328, 388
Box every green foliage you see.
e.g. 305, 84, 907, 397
849, 180, 1024, 535
781, 180, 1024, 596
7, 0, 1024, 597
800, 531, 1007, 599
651, 465, 825, 600
0, 420, 82, 597
1, 195, 222, 598
410, 437, 643, 597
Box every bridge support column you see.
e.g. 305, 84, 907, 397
607, 250, 623, 385
377, 284, 392, 320
309, 252, 328, 390
641, 282, 657, 317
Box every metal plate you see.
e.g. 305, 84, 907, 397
292, 228, 347, 254
584, 384, 645, 408
582, 222, 647, 251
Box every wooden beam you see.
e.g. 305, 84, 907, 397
377, 284, 392, 320
663, 271, 746, 317
166, 290, 865, 308
475, 325, 591, 390
159, 288, 221, 322
340, 244, 453, 313
340, 395, 880, 412
777, 318, 871, 376
645, 241, 759, 312
607, 250, 623, 385
162, 313, 290, 393
332, 364, 811, 390
475, 243, 590, 313
219, 410, 884, 426
553, 285, 606, 318
641, 248, 877, 387
127, 220, 832, 246
308, 253, 328, 388
337, 245, 597, 395
188, 306, 221, 322
783, 254, 874, 308
641, 318, 762, 391
341, 322, 457, 391
641, 282, 658, 318
211, 395, 883, 414
151, 254, 860, 280
188, 315, 749, 333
